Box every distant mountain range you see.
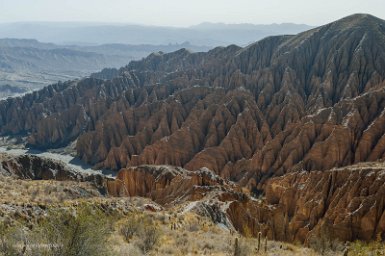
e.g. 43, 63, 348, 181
0, 22, 312, 97
0, 38, 210, 97
0, 22, 313, 46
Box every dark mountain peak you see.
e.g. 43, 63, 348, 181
146, 48, 191, 58
329, 13, 384, 30
172, 47, 192, 55
339, 13, 382, 23
276, 13, 385, 55
208, 44, 242, 57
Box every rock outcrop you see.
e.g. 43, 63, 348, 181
0, 153, 79, 180
0, 153, 109, 190
105, 165, 242, 205
0, 152, 383, 244
264, 163, 385, 242
105, 164, 385, 243
225, 163, 385, 243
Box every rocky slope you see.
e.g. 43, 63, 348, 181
0, 152, 108, 191
0, 152, 79, 180
0, 173, 324, 256
1, 151, 383, 244
105, 165, 243, 205
105, 163, 385, 244
264, 163, 385, 242
1, 14, 384, 186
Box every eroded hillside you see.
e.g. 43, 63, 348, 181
0, 14, 385, 249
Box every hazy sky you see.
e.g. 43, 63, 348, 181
0, 0, 384, 26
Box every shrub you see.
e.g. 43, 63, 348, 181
242, 224, 253, 238
31, 205, 112, 256
0, 222, 17, 256
137, 224, 160, 254
0, 222, 28, 256
348, 239, 385, 256
120, 214, 141, 242
119, 213, 161, 253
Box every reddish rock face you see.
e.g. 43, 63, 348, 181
106, 164, 385, 243
105, 165, 241, 205
264, 165, 385, 243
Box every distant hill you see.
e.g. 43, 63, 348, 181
0, 39, 211, 95
0, 21, 313, 96
0, 22, 313, 46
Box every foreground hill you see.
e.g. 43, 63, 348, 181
0, 170, 323, 255
0, 151, 384, 247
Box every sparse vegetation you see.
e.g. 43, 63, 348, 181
0, 175, 101, 205
118, 213, 160, 253
347, 239, 385, 256
0, 203, 113, 256
233, 237, 254, 256
120, 213, 142, 242
137, 224, 160, 253
1, 174, 380, 256
308, 222, 345, 255
0, 222, 27, 256
30, 205, 112, 256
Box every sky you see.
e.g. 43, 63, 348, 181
0, 0, 384, 27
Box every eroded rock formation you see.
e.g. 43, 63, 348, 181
264, 164, 385, 242
0, 15, 384, 188
105, 165, 242, 205
0, 153, 79, 180
0, 153, 108, 189
106, 164, 385, 243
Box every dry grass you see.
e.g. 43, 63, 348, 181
0, 174, 368, 255
110, 209, 323, 256
347, 240, 385, 256
0, 174, 101, 204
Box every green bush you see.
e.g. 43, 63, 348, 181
348, 239, 385, 256
31, 205, 112, 256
